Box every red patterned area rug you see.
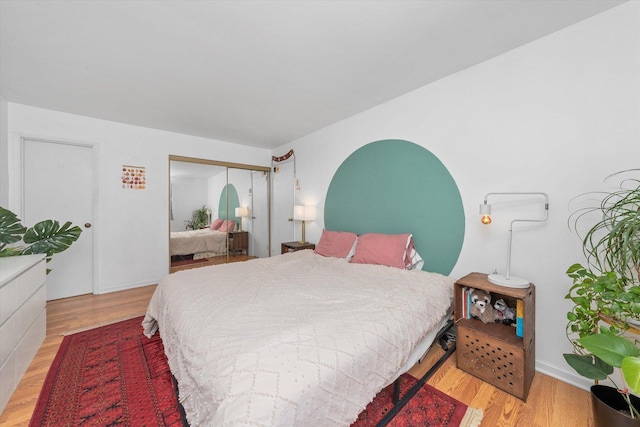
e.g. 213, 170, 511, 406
352, 374, 483, 427
30, 317, 184, 427
31, 316, 482, 427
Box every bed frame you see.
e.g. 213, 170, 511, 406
381, 318, 457, 426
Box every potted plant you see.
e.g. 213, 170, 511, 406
0, 206, 82, 273
564, 264, 640, 423
185, 205, 210, 230
563, 169, 640, 425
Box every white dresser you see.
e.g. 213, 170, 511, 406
0, 254, 46, 414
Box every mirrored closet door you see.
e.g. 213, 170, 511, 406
169, 155, 271, 270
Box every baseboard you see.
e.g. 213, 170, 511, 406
536, 360, 595, 391
95, 279, 160, 295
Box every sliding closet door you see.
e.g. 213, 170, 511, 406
168, 155, 271, 268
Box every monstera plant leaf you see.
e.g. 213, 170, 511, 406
22, 220, 82, 257
0, 206, 82, 273
0, 206, 27, 256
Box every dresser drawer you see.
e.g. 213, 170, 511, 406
0, 258, 46, 326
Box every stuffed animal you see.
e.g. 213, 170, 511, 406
470, 288, 496, 324
494, 298, 516, 325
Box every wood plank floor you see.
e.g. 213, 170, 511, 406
169, 254, 255, 274
409, 346, 593, 426
0, 282, 593, 426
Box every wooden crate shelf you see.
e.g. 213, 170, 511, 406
454, 272, 535, 401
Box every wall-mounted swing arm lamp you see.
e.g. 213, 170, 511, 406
480, 192, 549, 288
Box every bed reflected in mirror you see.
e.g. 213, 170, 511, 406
169, 155, 271, 272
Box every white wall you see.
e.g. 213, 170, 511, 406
274, 2, 640, 389
0, 96, 8, 207
170, 176, 210, 232
7, 103, 271, 293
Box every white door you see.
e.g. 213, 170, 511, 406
23, 139, 94, 300
251, 170, 270, 257
271, 160, 296, 250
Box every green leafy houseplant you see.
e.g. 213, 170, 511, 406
185, 205, 209, 230
564, 169, 640, 421
0, 206, 82, 273
564, 264, 640, 417
565, 331, 640, 418
565, 264, 640, 339
570, 169, 640, 285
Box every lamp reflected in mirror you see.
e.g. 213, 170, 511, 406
294, 205, 316, 243
235, 206, 249, 232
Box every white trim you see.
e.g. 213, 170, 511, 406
536, 360, 595, 391
94, 279, 159, 295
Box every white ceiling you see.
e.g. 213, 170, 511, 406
0, 0, 627, 149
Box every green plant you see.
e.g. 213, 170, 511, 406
565, 170, 640, 337
564, 330, 640, 418
569, 169, 640, 284
0, 206, 82, 273
564, 169, 640, 418
564, 263, 640, 417
565, 264, 640, 340
185, 205, 209, 230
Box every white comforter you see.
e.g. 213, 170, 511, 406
170, 228, 227, 256
143, 250, 453, 426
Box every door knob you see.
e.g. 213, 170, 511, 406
84, 223, 92, 228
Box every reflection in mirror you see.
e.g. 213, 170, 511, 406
169, 156, 271, 272
225, 168, 270, 258
170, 161, 226, 231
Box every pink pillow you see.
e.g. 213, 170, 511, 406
350, 233, 412, 269
210, 218, 224, 230
314, 229, 358, 259
218, 220, 236, 232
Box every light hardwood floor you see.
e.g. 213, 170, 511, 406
169, 254, 255, 274
0, 283, 593, 426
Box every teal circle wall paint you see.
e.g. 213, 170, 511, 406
325, 140, 464, 275
218, 184, 240, 223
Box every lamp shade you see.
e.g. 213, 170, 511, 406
293, 205, 315, 221
235, 206, 249, 217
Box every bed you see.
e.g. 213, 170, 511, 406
170, 218, 236, 258
169, 228, 228, 258
143, 232, 454, 426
